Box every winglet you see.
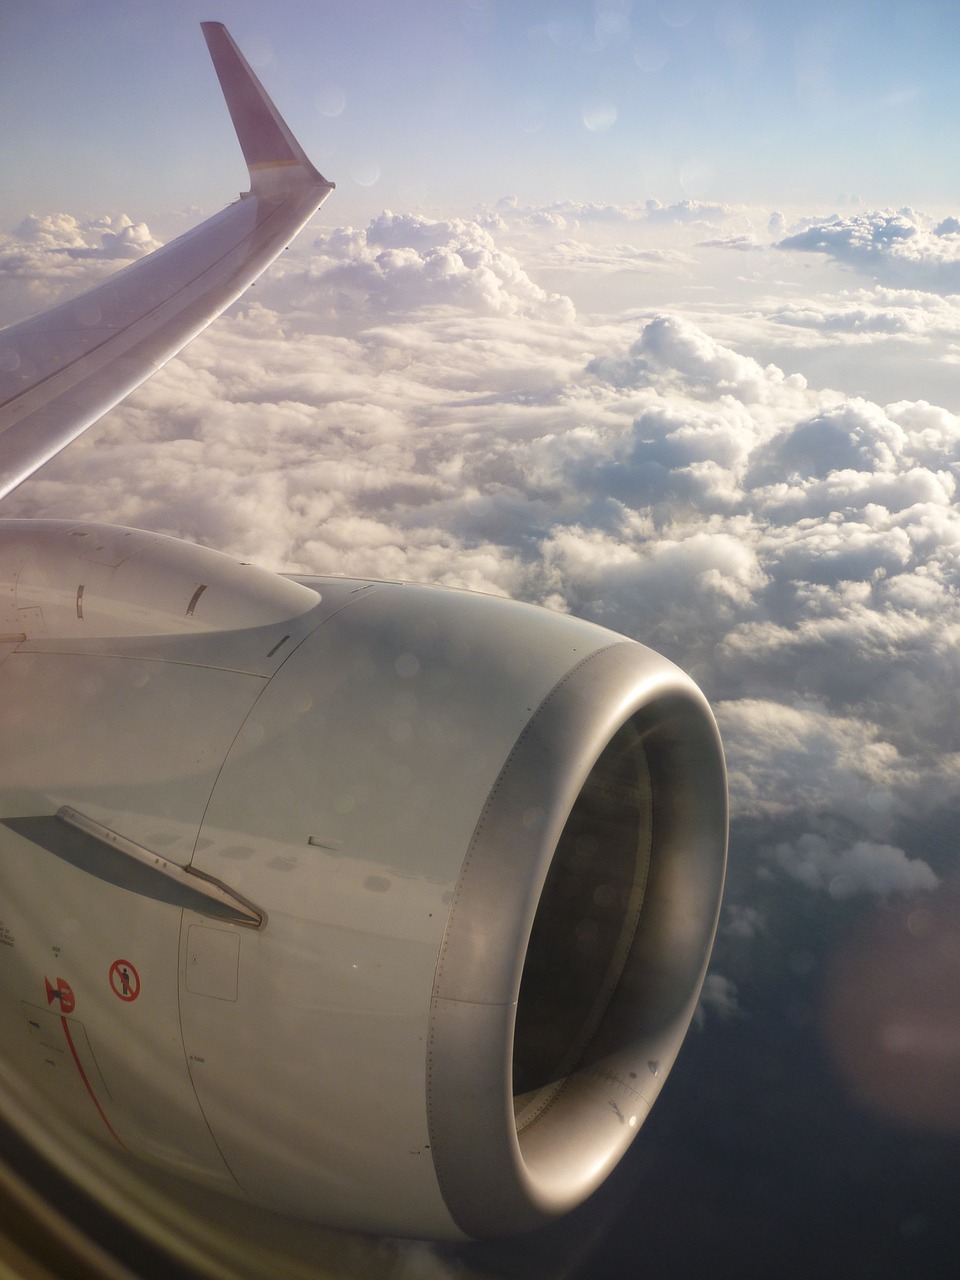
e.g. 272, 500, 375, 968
201, 21, 334, 202
0, 25, 335, 501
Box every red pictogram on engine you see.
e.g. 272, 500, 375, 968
44, 976, 75, 1014
109, 959, 140, 1002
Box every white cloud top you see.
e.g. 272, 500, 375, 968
4, 201, 957, 907
772, 834, 939, 898
779, 208, 960, 291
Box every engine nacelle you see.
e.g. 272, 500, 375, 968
0, 520, 726, 1240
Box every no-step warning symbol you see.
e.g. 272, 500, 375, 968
109, 960, 140, 1002
44, 976, 75, 1014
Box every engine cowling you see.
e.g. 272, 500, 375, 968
0, 520, 727, 1242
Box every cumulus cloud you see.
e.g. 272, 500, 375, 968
696, 974, 743, 1026
771, 833, 939, 899
11, 211, 162, 261
300, 212, 574, 321
0, 212, 162, 323
715, 699, 916, 828
588, 313, 808, 405
778, 208, 960, 291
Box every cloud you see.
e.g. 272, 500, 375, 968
536, 241, 690, 274
522, 199, 732, 230
778, 208, 960, 291
771, 833, 939, 899
748, 399, 908, 481
11, 211, 162, 261
589, 313, 808, 405
723, 904, 766, 940
643, 198, 732, 226
696, 974, 743, 1026
299, 212, 574, 321
494, 197, 736, 235
0, 212, 163, 323
8, 202, 960, 916
697, 234, 766, 252
766, 289, 960, 345
715, 699, 916, 828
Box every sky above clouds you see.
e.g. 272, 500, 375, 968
4, 0, 960, 221
5, 2, 960, 1276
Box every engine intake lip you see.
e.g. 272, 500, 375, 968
426, 640, 727, 1238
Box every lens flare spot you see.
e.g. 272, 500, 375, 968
318, 85, 346, 117
395, 652, 420, 679
583, 102, 618, 132
351, 161, 381, 187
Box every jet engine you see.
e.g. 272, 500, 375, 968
0, 519, 726, 1242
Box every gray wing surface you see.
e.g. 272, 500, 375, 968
0, 22, 333, 502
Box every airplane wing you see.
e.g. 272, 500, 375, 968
0, 21, 334, 503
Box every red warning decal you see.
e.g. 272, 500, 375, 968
109, 959, 140, 1002
44, 976, 75, 1014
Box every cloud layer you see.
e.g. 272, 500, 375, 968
4, 201, 958, 927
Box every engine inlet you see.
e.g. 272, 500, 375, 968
427, 640, 727, 1238
513, 718, 652, 1111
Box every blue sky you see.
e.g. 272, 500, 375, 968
3, 0, 960, 225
